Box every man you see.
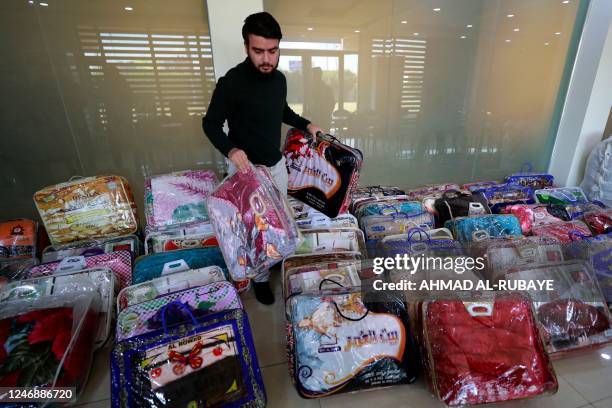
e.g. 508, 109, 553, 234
306, 67, 335, 131
203, 12, 322, 305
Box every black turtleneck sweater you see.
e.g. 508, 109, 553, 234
202, 58, 311, 167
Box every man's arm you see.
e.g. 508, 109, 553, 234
202, 77, 236, 157
283, 103, 322, 135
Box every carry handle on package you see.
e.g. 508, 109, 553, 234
465, 302, 494, 317
408, 227, 432, 243
472, 230, 490, 241
161, 259, 190, 275
403, 227, 431, 255
160, 300, 199, 335
57, 256, 88, 273
468, 202, 486, 215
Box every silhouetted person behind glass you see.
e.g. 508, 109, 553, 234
97, 65, 133, 169
308, 67, 335, 131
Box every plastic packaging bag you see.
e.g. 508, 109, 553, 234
505, 163, 554, 189
284, 129, 363, 218
535, 187, 589, 205
361, 212, 435, 242
405, 183, 461, 200
144, 169, 218, 231
584, 208, 612, 235
28, 250, 133, 290
296, 214, 358, 230
282, 252, 362, 273
461, 181, 500, 192
580, 137, 612, 206
377, 227, 462, 259
355, 200, 424, 219
287, 289, 418, 398
501, 261, 611, 356
0, 259, 38, 289
352, 185, 406, 200
116, 281, 242, 341
0, 267, 116, 349
475, 183, 535, 213
444, 214, 523, 242
0, 292, 101, 399
117, 265, 225, 312
111, 308, 266, 408
421, 292, 558, 406
563, 235, 612, 302
206, 165, 299, 281
350, 194, 409, 215
553, 202, 607, 221
144, 223, 215, 254
381, 227, 454, 243
34, 175, 138, 245
295, 228, 366, 255
42, 234, 140, 263
132, 247, 228, 285
531, 220, 592, 243
483, 236, 564, 280
0, 219, 38, 262
284, 260, 362, 300
501, 204, 566, 234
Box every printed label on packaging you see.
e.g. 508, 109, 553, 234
0, 220, 36, 259
57, 256, 87, 273
289, 265, 361, 294
121, 266, 225, 309
297, 232, 358, 254
296, 296, 405, 391
63, 194, 114, 226
144, 325, 238, 390
288, 150, 341, 198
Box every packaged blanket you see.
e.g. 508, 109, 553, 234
111, 309, 266, 407
34, 175, 138, 245
284, 129, 362, 218
28, 250, 133, 290
0, 267, 117, 349
0, 219, 38, 262
422, 293, 558, 406
145, 169, 218, 230
501, 261, 611, 356
132, 247, 227, 285
116, 281, 242, 341
287, 290, 417, 398
207, 165, 298, 281
0, 292, 101, 399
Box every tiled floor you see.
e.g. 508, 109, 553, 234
75, 273, 612, 407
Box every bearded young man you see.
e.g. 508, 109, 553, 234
203, 12, 322, 305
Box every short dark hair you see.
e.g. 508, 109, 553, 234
242, 12, 282, 44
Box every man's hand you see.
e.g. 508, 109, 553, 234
307, 123, 324, 137
228, 148, 250, 173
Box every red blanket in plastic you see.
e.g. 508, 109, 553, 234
425, 299, 557, 406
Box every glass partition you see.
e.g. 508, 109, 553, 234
0, 0, 590, 222
268, 0, 589, 187
0, 0, 219, 221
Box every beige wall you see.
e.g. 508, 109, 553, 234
207, 0, 263, 79
568, 21, 612, 185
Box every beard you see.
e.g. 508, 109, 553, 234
250, 57, 278, 74
257, 62, 277, 74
